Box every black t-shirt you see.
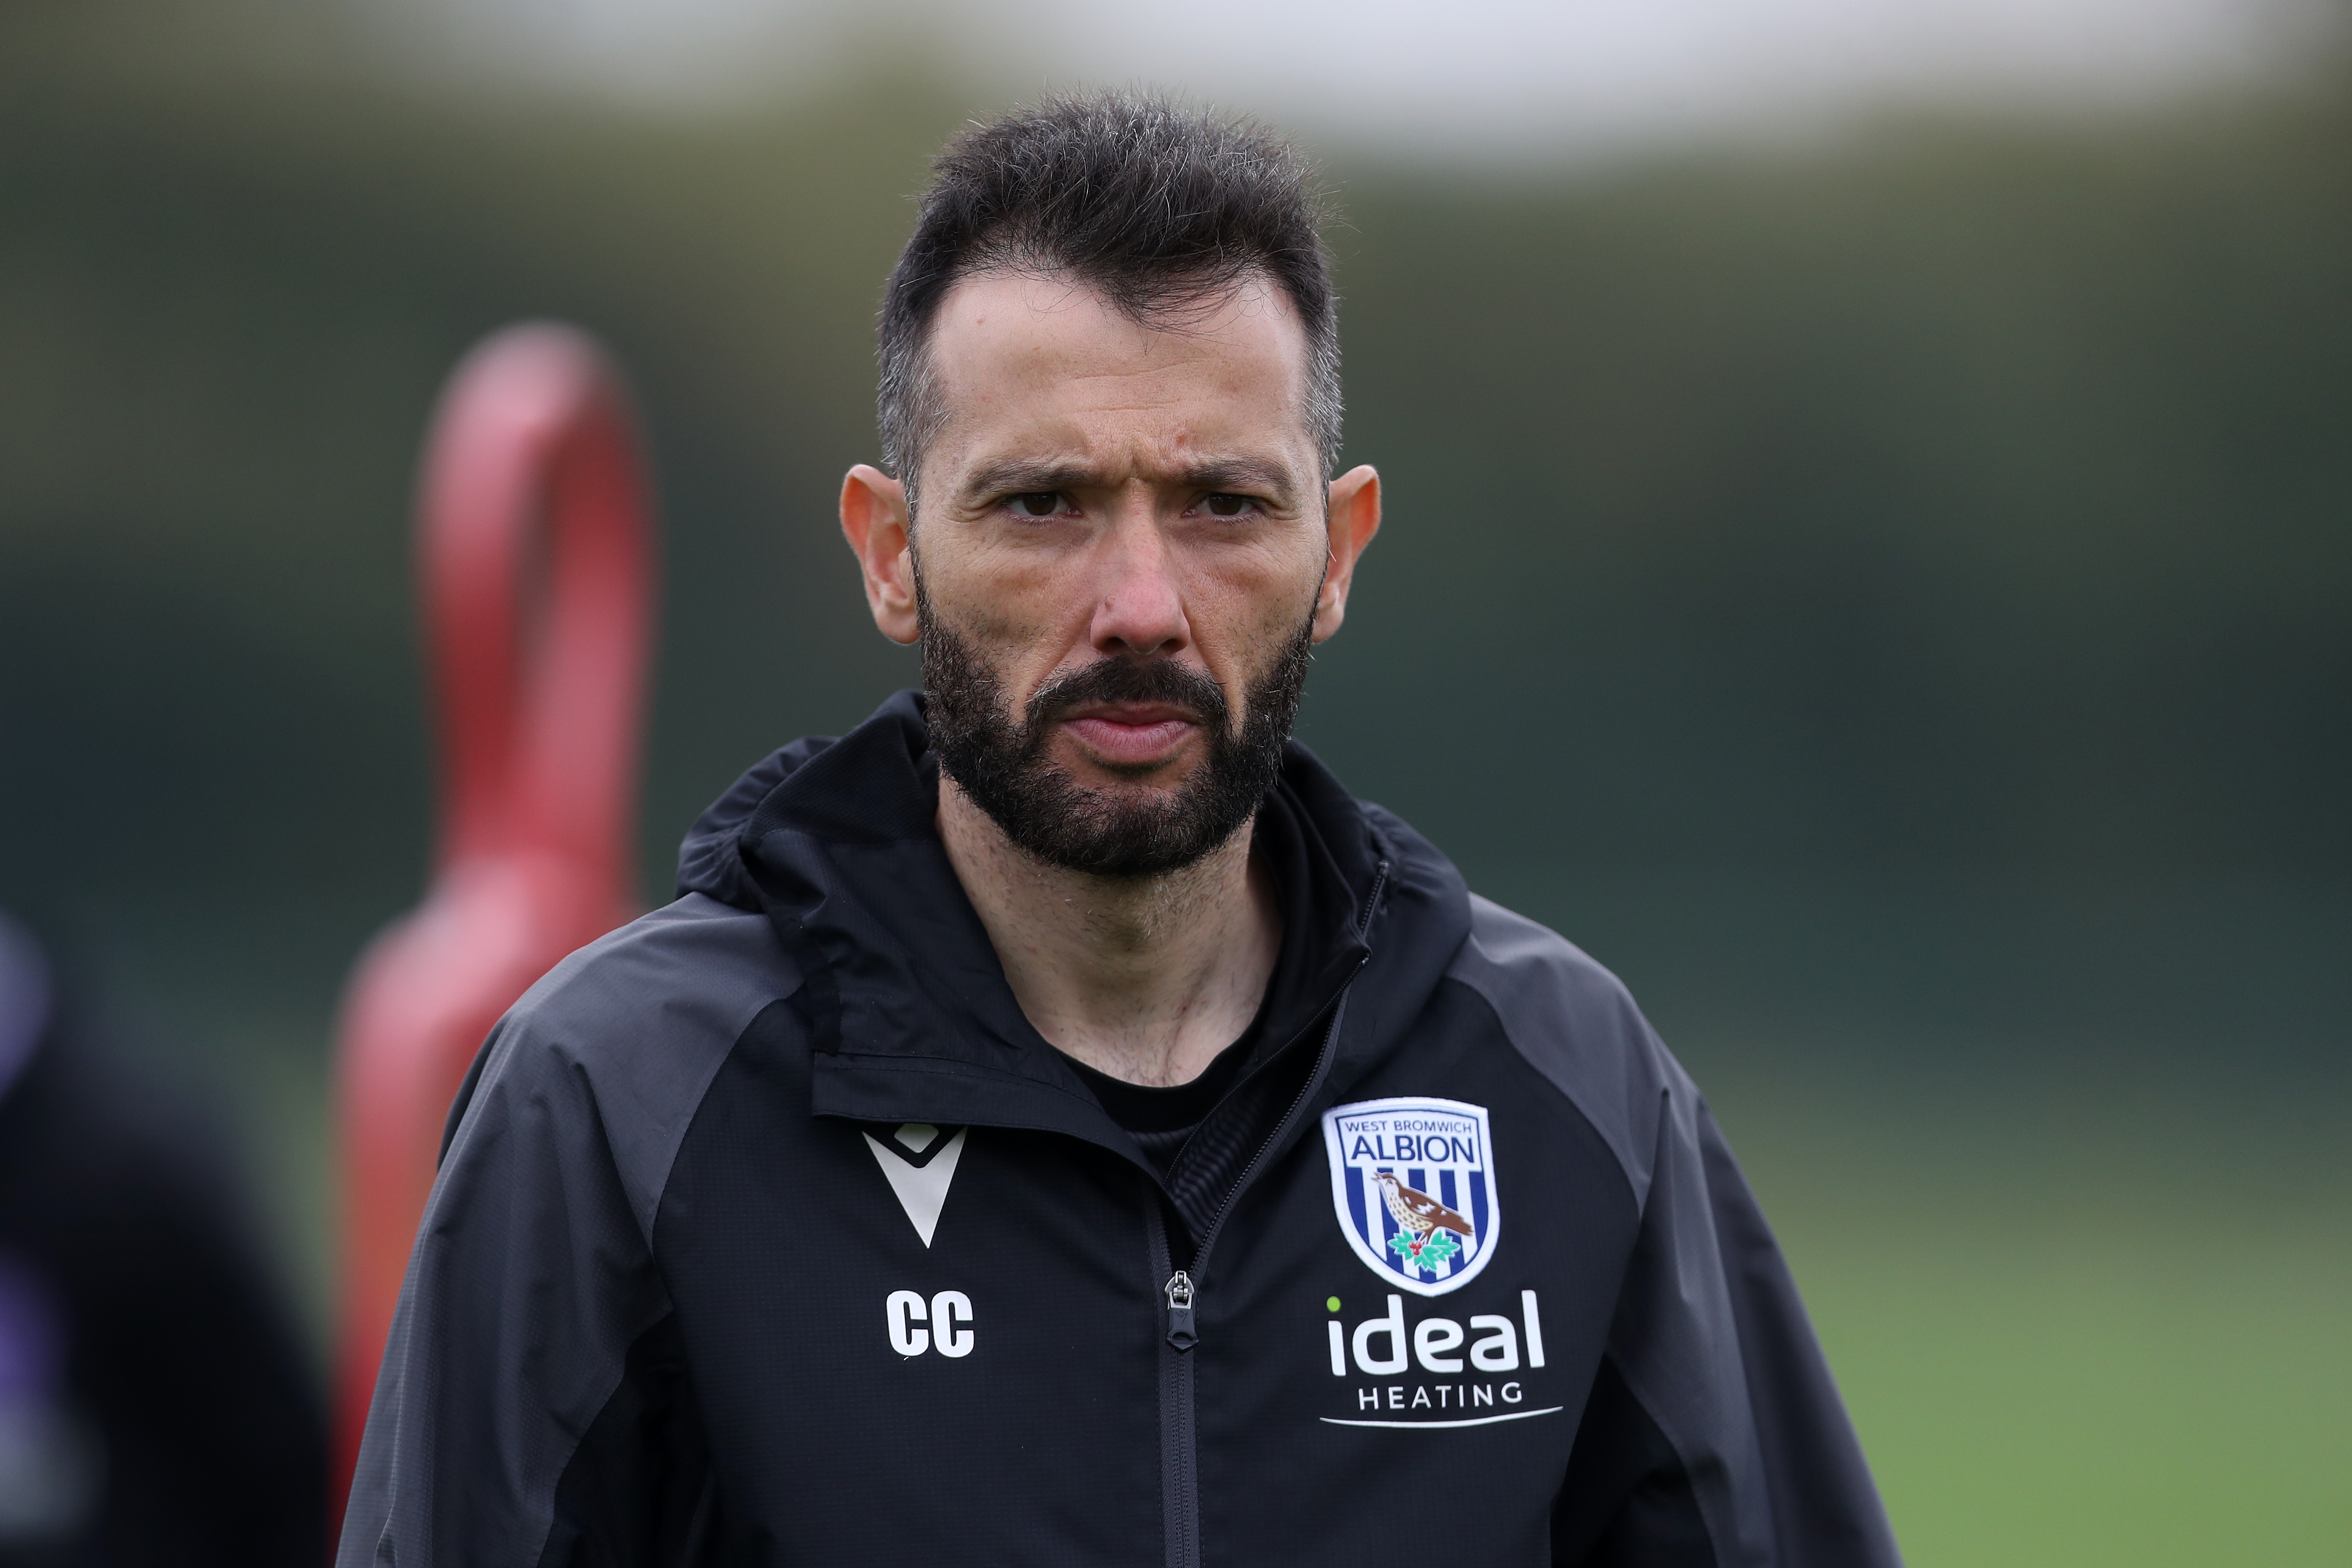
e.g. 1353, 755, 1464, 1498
1062, 994, 1272, 1178
1061, 793, 1329, 1182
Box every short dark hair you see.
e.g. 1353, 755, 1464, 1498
877, 91, 1342, 504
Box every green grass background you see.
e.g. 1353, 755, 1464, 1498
1718, 1055, 2351, 1565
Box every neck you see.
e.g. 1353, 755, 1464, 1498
937, 774, 1281, 1088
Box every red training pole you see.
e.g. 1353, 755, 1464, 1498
330, 324, 658, 1527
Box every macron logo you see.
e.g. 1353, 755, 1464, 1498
862, 1123, 968, 1247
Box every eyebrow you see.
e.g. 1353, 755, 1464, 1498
959, 455, 1299, 505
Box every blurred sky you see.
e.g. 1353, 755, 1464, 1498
374, 0, 2332, 153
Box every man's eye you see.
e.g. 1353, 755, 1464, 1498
1007, 492, 1065, 519
1202, 494, 1255, 518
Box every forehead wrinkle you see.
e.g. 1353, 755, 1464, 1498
931, 364, 1299, 479
931, 284, 1307, 399
991, 360, 1294, 421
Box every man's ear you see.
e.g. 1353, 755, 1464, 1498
839, 464, 919, 645
1313, 465, 1382, 643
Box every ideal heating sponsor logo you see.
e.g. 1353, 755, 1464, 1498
1320, 1098, 1558, 1428
1320, 1289, 1560, 1429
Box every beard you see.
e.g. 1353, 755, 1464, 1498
919, 594, 1315, 879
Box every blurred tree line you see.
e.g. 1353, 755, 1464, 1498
1, 3, 2345, 1061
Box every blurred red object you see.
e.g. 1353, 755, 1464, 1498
331, 324, 657, 1515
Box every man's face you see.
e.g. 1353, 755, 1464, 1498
840, 270, 1377, 876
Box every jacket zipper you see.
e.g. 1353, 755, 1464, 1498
1148, 1207, 1198, 1568
1150, 859, 1388, 1568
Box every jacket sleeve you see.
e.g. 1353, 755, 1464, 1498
1552, 1090, 1901, 1568
337, 895, 784, 1566
1697, 1107, 1900, 1564
335, 1008, 711, 1567
1449, 896, 1898, 1567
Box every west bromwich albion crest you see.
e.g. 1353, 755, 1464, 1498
1322, 1097, 1500, 1297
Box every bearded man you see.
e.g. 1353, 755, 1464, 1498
340, 93, 1901, 1567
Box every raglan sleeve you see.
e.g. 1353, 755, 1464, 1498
1699, 1105, 1903, 1565
335, 1012, 710, 1568
1552, 1074, 1902, 1568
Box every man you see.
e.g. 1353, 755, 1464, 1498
341, 93, 1900, 1566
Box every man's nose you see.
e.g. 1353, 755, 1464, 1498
1086, 505, 1189, 658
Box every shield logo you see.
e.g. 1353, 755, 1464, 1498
1321, 1096, 1500, 1297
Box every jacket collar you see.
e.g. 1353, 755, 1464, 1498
677, 690, 1471, 1172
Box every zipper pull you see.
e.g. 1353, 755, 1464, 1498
1163, 1270, 1198, 1351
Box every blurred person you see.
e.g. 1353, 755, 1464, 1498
0, 913, 323, 1565
344, 93, 1898, 1566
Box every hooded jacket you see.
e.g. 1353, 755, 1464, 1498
339, 691, 1901, 1568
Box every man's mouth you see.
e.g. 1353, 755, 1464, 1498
1057, 703, 1201, 768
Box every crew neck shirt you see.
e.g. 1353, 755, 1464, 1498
1062, 994, 1273, 1179
1058, 792, 1332, 1183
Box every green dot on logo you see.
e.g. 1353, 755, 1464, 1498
1325, 1296, 1342, 1313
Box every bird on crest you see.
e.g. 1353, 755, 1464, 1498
1373, 1169, 1474, 1263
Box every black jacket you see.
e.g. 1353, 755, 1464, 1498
340, 692, 1900, 1567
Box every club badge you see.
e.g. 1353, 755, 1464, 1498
1321, 1096, 1499, 1296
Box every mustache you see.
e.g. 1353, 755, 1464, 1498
917, 603, 1314, 878
1022, 655, 1232, 738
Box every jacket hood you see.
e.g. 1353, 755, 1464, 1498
674, 690, 1473, 1171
